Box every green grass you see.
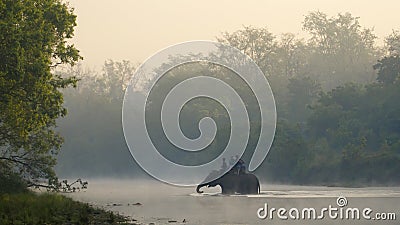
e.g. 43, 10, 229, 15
0, 192, 132, 225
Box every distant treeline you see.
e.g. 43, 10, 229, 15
56, 12, 400, 186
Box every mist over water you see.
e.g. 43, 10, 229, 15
53, 4, 400, 225
68, 179, 400, 225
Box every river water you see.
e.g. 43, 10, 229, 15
67, 179, 400, 225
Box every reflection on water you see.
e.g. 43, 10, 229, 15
67, 179, 400, 225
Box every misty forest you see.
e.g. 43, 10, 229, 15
55, 12, 400, 186
0, 2, 400, 191
1, 0, 400, 224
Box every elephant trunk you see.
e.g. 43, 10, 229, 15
196, 184, 206, 193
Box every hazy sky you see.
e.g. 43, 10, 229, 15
68, 0, 400, 67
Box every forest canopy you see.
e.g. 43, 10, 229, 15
56, 12, 400, 186
1, 3, 398, 188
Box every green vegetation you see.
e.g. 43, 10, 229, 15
0, 3, 397, 223
0, 1, 131, 224
0, 0, 81, 187
265, 81, 400, 186
0, 192, 130, 225
56, 12, 400, 186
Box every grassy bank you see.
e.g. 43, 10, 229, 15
0, 192, 132, 225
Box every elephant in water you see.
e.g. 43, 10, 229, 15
196, 171, 260, 194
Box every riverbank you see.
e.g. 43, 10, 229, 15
0, 192, 135, 225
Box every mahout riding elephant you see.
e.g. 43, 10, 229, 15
196, 171, 260, 194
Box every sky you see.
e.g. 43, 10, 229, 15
67, 0, 400, 68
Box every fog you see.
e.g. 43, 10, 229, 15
68, 179, 400, 224
2, 0, 400, 224
52, 1, 400, 224
68, 0, 400, 67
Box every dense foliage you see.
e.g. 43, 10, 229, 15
0, 0, 81, 188
56, 12, 400, 186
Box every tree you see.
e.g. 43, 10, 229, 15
0, 0, 81, 187
385, 30, 400, 55
217, 26, 277, 76
373, 55, 400, 85
286, 76, 321, 123
373, 31, 400, 85
275, 33, 309, 78
97, 60, 135, 101
261, 119, 310, 183
56, 61, 143, 178
303, 11, 378, 89
217, 27, 310, 120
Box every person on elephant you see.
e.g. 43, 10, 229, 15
233, 158, 245, 175
229, 156, 236, 166
238, 159, 246, 175
221, 158, 227, 171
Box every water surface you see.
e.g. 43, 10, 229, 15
68, 179, 400, 224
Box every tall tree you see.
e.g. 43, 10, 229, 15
303, 11, 378, 89
276, 33, 308, 78
0, 0, 81, 186
385, 30, 400, 56
217, 26, 277, 76
373, 30, 400, 85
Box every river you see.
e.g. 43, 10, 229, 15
67, 179, 400, 225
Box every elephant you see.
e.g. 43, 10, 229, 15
196, 171, 260, 194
